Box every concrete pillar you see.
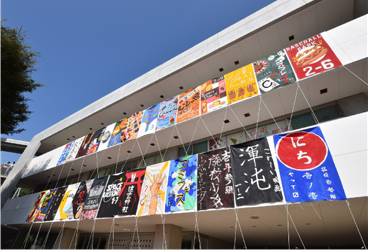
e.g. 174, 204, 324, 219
153, 224, 182, 249
52, 227, 78, 249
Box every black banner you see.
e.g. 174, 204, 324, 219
80, 176, 109, 220
118, 169, 146, 216
97, 173, 125, 218
71, 181, 89, 219
230, 138, 283, 206
44, 186, 67, 221
197, 148, 234, 210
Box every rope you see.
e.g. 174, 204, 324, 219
114, 143, 123, 173
286, 204, 290, 249
174, 124, 190, 156
260, 96, 283, 133
54, 163, 66, 188
11, 223, 24, 249
41, 221, 54, 249
234, 212, 237, 249
297, 84, 319, 125
310, 202, 321, 220
57, 222, 66, 249
161, 214, 168, 249
346, 200, 367, 249
218, 106, 229, 144
21, 222, 34, 249
342, 65, 368, 86
120, 140, 137, 173
63, 160, 75, 187
285, 204, 306, 249
154, 132, 165, 163
228, 105, 253, 141
193, 212, 201, 249
288, 83, 299, 131
86, 218, 97, 249
135, 134, 154, 168
234, 208, 247, 249
255, 97, 262, 139
76, 157, 86, 183
130, 216, 140, 249
199, 117, 217, 145
107, 218, 115, 249
68, 220, 80, 250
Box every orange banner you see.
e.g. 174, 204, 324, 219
176, 86, 201, 123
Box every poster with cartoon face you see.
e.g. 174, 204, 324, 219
253, 50, 297, 93
156, 96, 178, 131
225, 64, 259, 104
138, 103, 160, 137
176, 86, 201, 124
285, 33, 342, 80
200, 76, 227, 114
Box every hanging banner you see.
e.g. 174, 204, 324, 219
80, 176, 109, 220
67, 180, 93, 220
34, 188, 58, 222
274, 126, 346, 202
156, 96, 179, 131
44, 186, 67, 221
285, 33, 342, 80
76, 132, 96, 158
97, 123, 115, 152
165, 155, 197, 212
197, 149, 234, 210
137, 162, 170, 216
208, 138, 226, 151
138, 104, 160, 137
245, 126, 267, 141
226, 131, 245, 146
54, 183, 80, 220
64, 136, 85, 163
108, 118, 128, 147
97, 173, 125, 218
56, 142, 76, 166
200, 76, 227, 115
230, 138, 283, 206
176, 86, 201, 124
121, 111, 144, 142
85, 127, 106, 155
26, 191, 47, 222
225, 64, 259, 105
253, 50, 297, 93
118, 169, 146, 216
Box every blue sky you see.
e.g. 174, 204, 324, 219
1, 0, 275, 163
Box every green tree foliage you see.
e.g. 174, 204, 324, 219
1, 21, 43, 135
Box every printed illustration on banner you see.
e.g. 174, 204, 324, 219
120, 111, 144, 142
54, 183, 80, 220
274, 126, 346, 202
200, 76, 227, 114
166, 155, 197, 212
176, 86, 201, 123
108, 118, 128, 147
225, 64, 259, 104
285, 33, 342, 80
80, 177, 109, 220
156, 96, 178, 131
253, 50, 297, 93
138, 104, 160, 137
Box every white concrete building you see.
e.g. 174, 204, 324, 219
1, 0, 367, 249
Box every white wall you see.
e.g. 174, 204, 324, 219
1, 192, 40, 224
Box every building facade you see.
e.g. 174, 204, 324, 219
1, 0, 367, 249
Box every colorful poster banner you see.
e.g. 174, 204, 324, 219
34, 188, 58, 222
226, 131, 245, 146
118, 169, 146, 216
97, 173, 124, 218
121, 111, 144, 142
274, 126, 346, 202
64, 136, 85, 163
85, 127, 106, 155
156, 96, 178, 131
80, 177, 109, 220
166, 155, 197, 212
285, 33, 342, 80
230, 138, 283, 206
54, 183, 80, 220
200, 76, 227, 115
56, 142, 76, 166
97, 123, 115, 152
138, 104, 160, 137
44, 186, 67, 221
225, 64, 259, 104
197, 149, 234, 210
176, 86, 201, 124
26, 191, 47, 222
67, 180, 93, 220
253, 50, 297, 93
108, 118, 128, 147
76, 133, 96, 158
137, 162, 170, 216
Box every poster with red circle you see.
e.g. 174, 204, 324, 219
285, 33, 342, 80
274, 126, 346, 203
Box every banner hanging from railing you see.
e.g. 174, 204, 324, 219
67, 180, 93, 220
156, 96, 179, 131
54, 183, 80, 220
274, 126, 346, 202
26, 191, 47, 222
200, 76, 227, 114
44, 186, 67, 221
138, 104, 160, 137
108, 118, 128, 147
176, 86, 201, 123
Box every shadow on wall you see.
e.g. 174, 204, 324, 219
22, 158, 52, 178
